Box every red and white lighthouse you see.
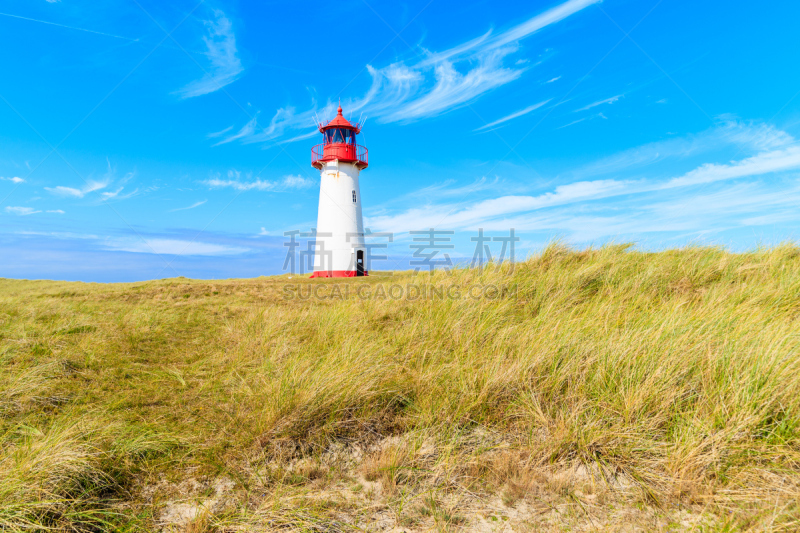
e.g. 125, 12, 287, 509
309, 105, 369, 278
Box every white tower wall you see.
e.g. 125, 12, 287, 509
313, 161, 365, 274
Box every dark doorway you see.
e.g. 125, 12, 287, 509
356, 250, 365, 276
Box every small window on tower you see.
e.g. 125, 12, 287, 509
352, 190, 357, 203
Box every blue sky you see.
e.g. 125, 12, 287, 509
2, 0, 800, 281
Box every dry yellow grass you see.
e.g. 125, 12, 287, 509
1, 243, 799, 531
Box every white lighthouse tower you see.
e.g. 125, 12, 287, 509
309, 105, 369, 278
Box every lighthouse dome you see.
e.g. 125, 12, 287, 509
319, 105, 360, 132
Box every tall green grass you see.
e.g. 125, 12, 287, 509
1, 244, 799, 531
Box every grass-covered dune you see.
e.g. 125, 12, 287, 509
2, 244, 800, 532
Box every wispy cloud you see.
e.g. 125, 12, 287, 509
16, 230, 249, 257
546, 76, 561, 83
213, 116, 257, 146
100, 187, 138, 201
103, 238, 248, 256
376, 47, 523, 124
367, 178, 628, 233
18, 230, 96, 239
44, 160, 137, 201
5, 206, 41, 216
207, 125, 233, 138
205, 171, 315, 191
568, 118, 795, 179
3, 205, 63, 216
574, 94, 623, 112
178, 9, 243, 98
0, 176, 24, 183
558, 112, 606, 129
45, 180, 108, 198
216, 0, 600, 145
170, 200, 207, 212
474, 100, 550, 131
366, 120, 800, 236
662, 146, 800, 189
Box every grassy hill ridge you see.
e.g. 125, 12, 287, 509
1, 244, 799, 531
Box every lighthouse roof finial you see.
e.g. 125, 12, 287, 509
319, 102, 360, 133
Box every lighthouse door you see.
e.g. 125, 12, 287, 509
356, 250, 365, 276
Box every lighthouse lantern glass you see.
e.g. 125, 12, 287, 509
324, 128, 355, 145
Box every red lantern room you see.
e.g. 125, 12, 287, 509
311, 106, 368, 170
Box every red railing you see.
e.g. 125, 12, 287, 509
312, 143, 368, 169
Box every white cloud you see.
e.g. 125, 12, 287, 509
558, 112, 607, 129
281, 175, 315, 188
212, 116, 258, 146
104, 238, 248, 256
379, 47, 524, 123
741, 211, 800, 226
207, 125, 233, 138
44, 181, 108, 198
367, 178, 629, 233
413, 181, 800, 244
717, 116, 794, 151
170, 200, 207, 212
662, 146, 800, 189
99, 187, 123, 200
574, 94, 623, 112
3, 206, 64, 216
18, 230, 97, 239
474, 100, 550, 131
560, 183, 800, 242
568, 118, 796, 179
178, 9, 244, 98
367, 120, 800, 236
546, 76, 561, 83
0, 176, 24, 183
205, 171, 315, 191
44, 161, 137, 201
101, 186, 138, 201
217, 0, 599, 144
258, 227, 269, 236
18, 230, 248, 257
5, 206, 41, 216
645, 183, 800, 220
558, 117, 587, 129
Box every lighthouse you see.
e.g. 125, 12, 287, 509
309, 105, 369, 278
